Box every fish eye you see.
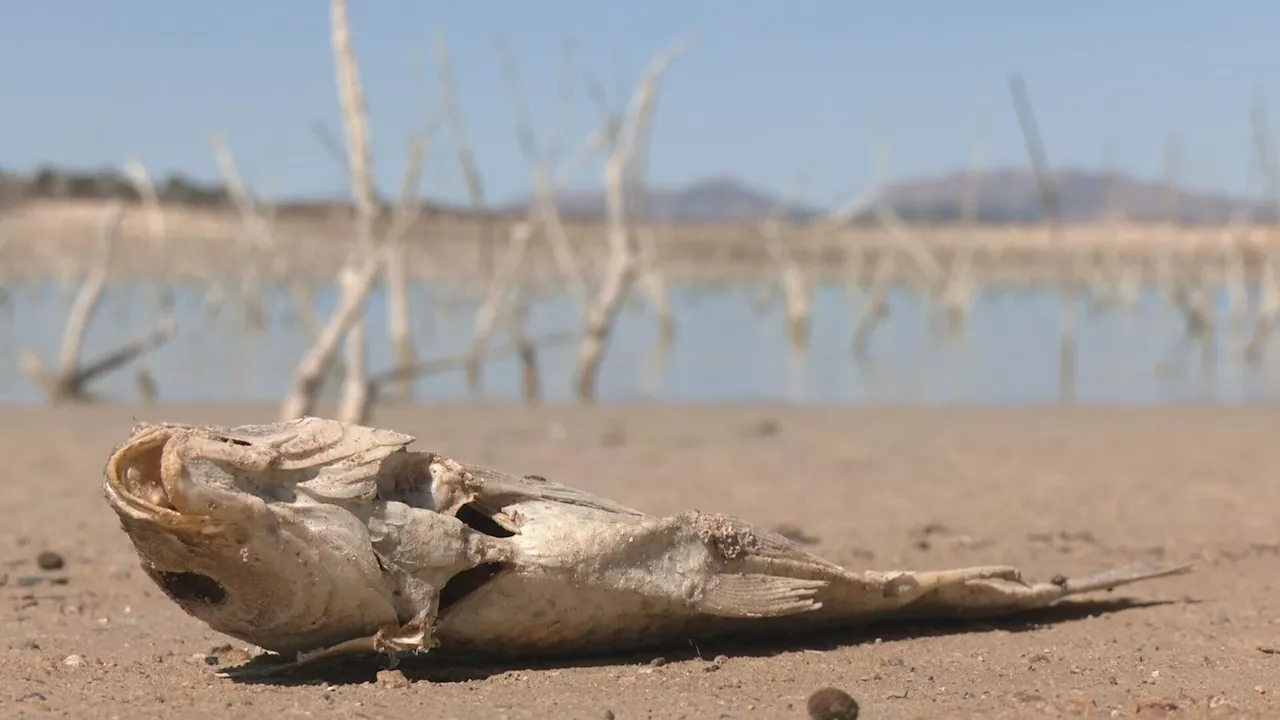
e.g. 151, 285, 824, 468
155, 570, 228, 605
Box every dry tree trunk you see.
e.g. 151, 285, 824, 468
122, 158, 171, 401
507, 297, 541, 404
1157, 138, 1216, 379
1245, 97, 1280, 366
939, 117, 988, 341
575, 39, 692, 403
329, 0, 378, 425
1091, 152, 1140, 314
851, 251, 897, 360
1245, 259, 1280, 365
1222, 230, 1250, 344
122, 159, 173, 314
1008, 74, 1076, 404
280, 257, 381, 420
585, 71, 677, 389
433, 33, 496, 283
865, 127, 945, 297
465, 37, 589, 399
621, 68, 677, 346
280, 0, 382, 423
432, 34, 513, 397
211, 134, 273, 331
21, 202, 176, 402
758, 176, 812, 350
382, 117, 435, 401
470, 220, 537, 393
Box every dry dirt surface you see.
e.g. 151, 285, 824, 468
2, 404, 1277, 719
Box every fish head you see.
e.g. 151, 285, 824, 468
101, 418, 413, 655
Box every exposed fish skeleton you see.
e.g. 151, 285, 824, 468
101, 416, 1191, 670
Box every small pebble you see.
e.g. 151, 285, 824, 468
20, 692, 47, 703
62, 654, 84, 667
807, 686, 860, 720
649, 656, 667, 667
37, 551, 65, 571
377, 668, 410, 689
603, 711, 616, 720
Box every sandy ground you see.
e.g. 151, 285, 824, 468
1, 403, 1277, 719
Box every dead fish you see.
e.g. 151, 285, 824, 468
102, 417, 1192, 670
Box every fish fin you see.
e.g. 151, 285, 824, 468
695, 573, 828, 618
278, 611, 438, 671
1052, 561, 1195, 595
872, 561, 1195, 618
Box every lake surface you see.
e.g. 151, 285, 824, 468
0, 279, 1276, 406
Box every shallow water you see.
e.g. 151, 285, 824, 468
0, 279, 1275, 406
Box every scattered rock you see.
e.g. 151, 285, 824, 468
1061, 697, 1096, 715
648, 656, 667, 667
1259, 646, 1278, 655
910, 522, 989, 551
376, 668, 410, 689
773, 522, 820, 545
36, 551, 65, 571
744, 418, 780, 437
1134, 698, 1179, 715
1012, 690, 1048, 706
62, 654, 84, 667
603, 711, 615, 720
1208, 695, 1239, 712
20, 692, 47, 702
806, 686, 859, 720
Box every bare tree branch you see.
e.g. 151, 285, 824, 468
575, 38, 692, 402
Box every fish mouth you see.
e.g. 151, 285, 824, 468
103, 422, 240, 526
103, 423, 185, 519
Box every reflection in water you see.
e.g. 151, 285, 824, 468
0, 278, 1276, 406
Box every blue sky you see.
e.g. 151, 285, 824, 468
2, 2, 1276, 208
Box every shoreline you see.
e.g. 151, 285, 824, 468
1, 198, 1276, 287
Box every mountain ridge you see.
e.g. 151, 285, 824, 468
2, 164, 1271, 225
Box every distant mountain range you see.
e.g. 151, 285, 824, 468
503, 169, 1275, 226
3, 164, 1273, 226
